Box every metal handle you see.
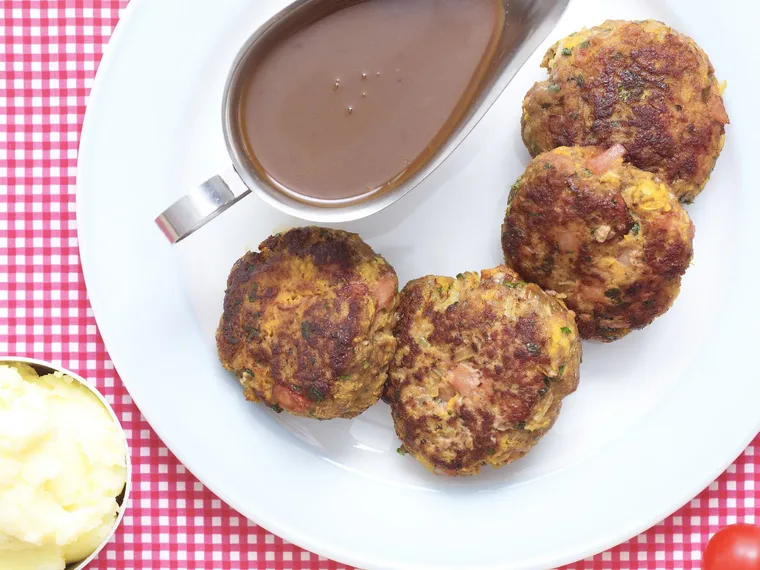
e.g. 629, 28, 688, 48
155, 165, 251, 244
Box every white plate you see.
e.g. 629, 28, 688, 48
77, 1, 760, 568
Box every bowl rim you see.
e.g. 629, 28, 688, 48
0, 355, 133, 570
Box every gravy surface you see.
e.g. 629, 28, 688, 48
240, 0, 502, 202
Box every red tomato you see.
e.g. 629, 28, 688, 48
703, 524, 760, 570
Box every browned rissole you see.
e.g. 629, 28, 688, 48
385, 266, 581, 475
217, 227, 399, 419
502, 146, 694, 341
521, 20, 728, 203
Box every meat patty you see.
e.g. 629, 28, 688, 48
216, 227, 399, 419
521, 19, 728, 203
501, 145, 694, 341
384, 266, 581, 476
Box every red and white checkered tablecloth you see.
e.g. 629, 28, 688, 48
0, 2, 756, 568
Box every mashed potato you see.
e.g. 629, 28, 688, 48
0, 363, 128, 570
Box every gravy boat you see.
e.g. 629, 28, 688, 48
155, 0, 570, 243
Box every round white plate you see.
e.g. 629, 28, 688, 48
77, 1, 760, 568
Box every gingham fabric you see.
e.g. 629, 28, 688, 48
0, 2, 757, 569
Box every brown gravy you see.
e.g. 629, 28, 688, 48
239, 0, 503, 203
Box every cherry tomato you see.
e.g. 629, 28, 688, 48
703, 524, 760, 570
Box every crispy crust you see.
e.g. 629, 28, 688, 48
385, 266, 581, 476
501, 146, 694, 341
521, 20, 728, 203
216, 227, 399, 419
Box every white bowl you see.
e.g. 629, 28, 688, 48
0, 356, 132, 570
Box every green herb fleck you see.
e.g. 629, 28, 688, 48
510, 175, 523, 191
418, 337, 431, 349
582, 168, 594, 177
631, 221, 640, 236
560, 326, 572, 335
339, 374, 350, 380
243, 368, 253, 377
561, 47, 572, 56
504, 281, 525, 289
300, 320, 316, 340
363, 360, 370, 369
547, 83, 561, 93
559, 364, 566, 376
618, 85, 631, 103
487, 447, 496, 456
270, 404, 283, 413
604, 288, 622, 303
437, 286, 444, 295
396, 446, 407, 456
540, 255, 555, 273
526, 342, 541, 356
247, 283, 259, 302
579, 40, 590, 49
242, 324, 259, 340
605, 288, 621, 298
307, 385, 325, 402
573, 75, 585, 87
456, 273, 465, 280
516, 421, 526, 429
509, 176, 523, 204
543, 162, 554, 170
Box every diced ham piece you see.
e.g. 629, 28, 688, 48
579, 283, 609, 304
447, 364, 482, 397
617, 248, 642, 267
556, 230, 580, 253
586, 144, 627, 175
372, 274, 397, 311
273, 385, 310, 413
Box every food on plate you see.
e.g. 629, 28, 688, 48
501, 145, 694, 342
217, 226, 399, 419
384, 266, 581, 476
521, 19, 729, 203
0, 362, 128, 570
